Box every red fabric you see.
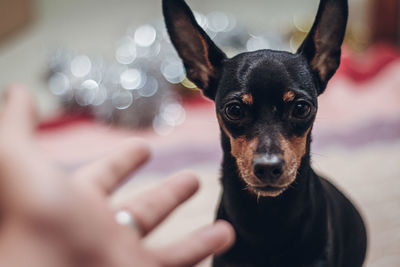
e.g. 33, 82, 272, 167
338, 43, 400, 83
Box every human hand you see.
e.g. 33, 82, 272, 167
0, 86, 235, 267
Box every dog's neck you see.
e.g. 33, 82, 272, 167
218, 132, 327, 252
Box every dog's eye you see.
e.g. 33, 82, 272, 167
225, 103, 244, 121
292, 100, 312, 119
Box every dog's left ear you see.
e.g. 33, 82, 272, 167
163, 0, 227, 100
298, 0, 348, 94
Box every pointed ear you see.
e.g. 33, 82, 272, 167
163, 0, 227, 99
298, 0, 348, 94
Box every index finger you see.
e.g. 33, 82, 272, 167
0, 85, 38, 139
119, 171, 200, 237
74, 139, 151, 195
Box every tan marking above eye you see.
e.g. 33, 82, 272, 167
241, 93, 253, 105
283, 91, 295, 102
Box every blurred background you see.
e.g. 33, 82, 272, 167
0, 0, 399, 266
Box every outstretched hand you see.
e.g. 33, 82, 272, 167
0, 86, 235, 267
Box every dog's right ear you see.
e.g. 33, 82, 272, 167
163, 0, 227, 99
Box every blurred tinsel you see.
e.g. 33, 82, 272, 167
47, 11, 288, 135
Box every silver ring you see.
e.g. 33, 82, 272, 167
115, 209, 142, 235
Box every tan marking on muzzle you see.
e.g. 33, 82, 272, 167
283, 91, 295, 102
217, 115, 259, 186
241, 93, 253, 105
217, 114, 312, 198
279, 127, 312, 186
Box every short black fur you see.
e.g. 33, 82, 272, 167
163, 0, 367, 266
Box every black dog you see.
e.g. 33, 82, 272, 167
163, 0, 367, 266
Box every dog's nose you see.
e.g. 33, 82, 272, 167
252, 155, 284, 183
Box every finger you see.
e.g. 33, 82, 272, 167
0, 84, 38, 137
75, 139, 151, 195
153, 220, 235, 267
121, 171, 199, 237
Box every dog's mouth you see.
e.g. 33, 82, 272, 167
248, 184, 289, 197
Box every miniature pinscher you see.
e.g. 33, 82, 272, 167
163, 0, 367, 266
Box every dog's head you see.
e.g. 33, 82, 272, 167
163, 0, 348, 197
